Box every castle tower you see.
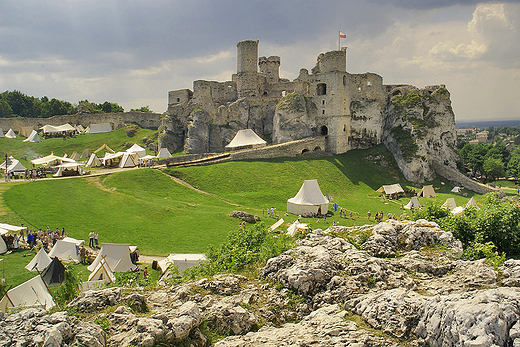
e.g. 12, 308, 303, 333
236, 40, 260, 98
237, 40, 258, 74
259, 56, 280, 82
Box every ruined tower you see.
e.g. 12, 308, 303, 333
235, 40, 259, 98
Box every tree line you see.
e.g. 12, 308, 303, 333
0, 90, 153, 118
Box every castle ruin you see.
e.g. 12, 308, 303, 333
162, 40, 458, 183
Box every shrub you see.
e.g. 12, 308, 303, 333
184, 223, 295, 279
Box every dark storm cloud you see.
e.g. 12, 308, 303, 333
0, 0, 395, 69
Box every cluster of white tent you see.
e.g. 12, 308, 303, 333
442, 197, 479, 215
0, 240, 142, 312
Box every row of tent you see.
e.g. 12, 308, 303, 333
0, 122, 114, 141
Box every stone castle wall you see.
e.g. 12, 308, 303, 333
0, 111, 161, 133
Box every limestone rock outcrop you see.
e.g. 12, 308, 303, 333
5, 219, 520, 346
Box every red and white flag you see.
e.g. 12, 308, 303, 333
339, 31, 346, 38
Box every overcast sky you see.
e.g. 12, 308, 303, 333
1, 0, 519, 122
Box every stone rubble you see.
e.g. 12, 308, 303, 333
2, 219, 520, 346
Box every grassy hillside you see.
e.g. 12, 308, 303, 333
1, 143, 484, 288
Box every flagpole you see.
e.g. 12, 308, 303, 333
338, 31, 340, 50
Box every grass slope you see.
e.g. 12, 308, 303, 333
4, 169, 239, 255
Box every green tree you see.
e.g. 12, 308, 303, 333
130, 106, 153, 113
0, 99, 13, 117
483, 157, 505, 182
98, 101, 124, 113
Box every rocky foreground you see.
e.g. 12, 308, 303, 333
3, 219, 520, 346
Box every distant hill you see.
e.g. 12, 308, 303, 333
456, 119, 520, 128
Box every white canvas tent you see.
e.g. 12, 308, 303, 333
0, 276, 55, 312
25, 248, 52, 271
119, 152, 138, 168
158, 254, 207, 274
0, 237, 7, 254
23, 130, 41, 143
225, 129, 266, 149
53, 162, 84, 177
1, 157, 26, 174
89, 123, 112, 134
451, 186, 461, 193
48, 239, 81, 263
418, 185, 436, 198
465, 197, 480, 211
87, 244, 137, 273
61, 237, 84, 246
86, 153, 102, 167
441, 198, 457, 210
156, 148, 172, 158
377, 184, 405, 195
41, 124, 75, 134
287, 221, 308, 236
0, 128, 4, 138
404, 197, 421, 210
88, 258, 116, 283
76, 125, 85, 133
287, 180, 329, 215
127, 143, 146, 157
5, 129, 16, 138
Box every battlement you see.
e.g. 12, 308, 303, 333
259, 56, 281, 81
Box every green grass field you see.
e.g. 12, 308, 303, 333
0, 137, 487, 289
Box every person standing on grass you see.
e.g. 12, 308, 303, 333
367, 210, 371, 219
89, 231, 94, 248
94, 232, 99, 248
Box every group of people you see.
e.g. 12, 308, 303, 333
17, 226, 68, 251
88, 231, 100, 248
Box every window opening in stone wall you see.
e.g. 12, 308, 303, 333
317, 83, 327, 95
314, 146, 322, 151
322, 100, 325, 105
320, 126, 328, 136
263, 91, 268, 96
358, 87, 361, 91
282, 91, 287, 97
322, 110, 325, 115
367, 81, 372, 86
302, 149, 309, 154
177, 98, 180, 102
343, 75, 347, 86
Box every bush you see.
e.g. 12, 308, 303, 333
184, 223, 295, 279
412, 193, 520, 258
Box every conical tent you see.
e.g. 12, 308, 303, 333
25, 248, 52, 271
465, 197, 480, 211
86, 153, 102, 167
48, 239, 81, 263
225, 129, 266, 149
41, 257, 66, 286
127, 143, 146, 157
5, 129, 16, 138
1, 158, 26, 174
0, 276, 55, 312
87, 243, 137, 273
451, 186, 461, 193
119, 152, 138, 168
404, 197, 421, 209
94, 144, 115, 155
287, 180, 329, 215
418, 185, 436, 198
81, 149, 91, 158
70, 151, 81, 161
88, 258, 116, 283
441, 198, 457, 210
156, 148, 172, 158
0, 128, 4, 138
23, 130, 41, 143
